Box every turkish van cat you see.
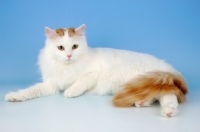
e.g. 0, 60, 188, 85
5, 24, 188, 117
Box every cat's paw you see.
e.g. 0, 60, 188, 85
64, 88, 82, 98
5, 91, 27, 102
135, 100, 151, 107
161, 107, 177, 117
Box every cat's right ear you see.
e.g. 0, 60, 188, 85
45, 27, 57, 38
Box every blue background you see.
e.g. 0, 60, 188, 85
0, 0, 200, 92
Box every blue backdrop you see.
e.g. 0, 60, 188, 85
0, 0, 200, 91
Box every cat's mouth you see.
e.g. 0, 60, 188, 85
65, 59, 71, 62
61, 58, 74, 63
67, 58, 73, 61
64, 58, 73, 63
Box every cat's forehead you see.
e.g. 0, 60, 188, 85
55, 28, 76, 38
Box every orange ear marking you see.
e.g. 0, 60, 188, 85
56, 28, 66, 37
67, 28, 76, 37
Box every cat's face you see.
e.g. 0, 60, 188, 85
45, 24, 88, 63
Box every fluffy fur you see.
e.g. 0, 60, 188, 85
5, 24, 188, 117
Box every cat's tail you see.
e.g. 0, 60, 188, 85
112, 71, 188, 107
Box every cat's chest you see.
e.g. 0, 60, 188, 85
46, 64, 85, 89
52, 67, 82, 86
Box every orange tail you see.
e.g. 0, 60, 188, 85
112, 71, 188, 107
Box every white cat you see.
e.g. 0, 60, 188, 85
5, 24, 188, 117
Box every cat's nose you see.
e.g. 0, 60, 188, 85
67, 55, 72, 58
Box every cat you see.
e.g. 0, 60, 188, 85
5, 24, 188, 117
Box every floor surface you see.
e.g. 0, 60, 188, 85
0, 85, 200, 132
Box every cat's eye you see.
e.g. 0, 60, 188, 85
58, 45, 65, 51
72, 44, 79, 50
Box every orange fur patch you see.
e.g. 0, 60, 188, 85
55, 28, 76, 37
112, 71, 188, 107
56, 28, 66, 36
67, 28, 76, 37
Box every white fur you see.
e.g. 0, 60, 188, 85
5, 24, 180, 117
159, 94, 178, 117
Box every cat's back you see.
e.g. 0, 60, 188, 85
92, 47, 176, 73
93, 47, 158, 64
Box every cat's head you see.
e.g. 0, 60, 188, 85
44, 24, 88, 64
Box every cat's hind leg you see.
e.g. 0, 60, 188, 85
5, 82, 59, 102
135, 98, 155, 107
159, 94, 178, 117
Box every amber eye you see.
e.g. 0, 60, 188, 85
58, 45, 65, 51
72, 44, 78, 50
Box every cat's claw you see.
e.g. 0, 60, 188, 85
161, 107, 177, 117
5, 92, 26, 102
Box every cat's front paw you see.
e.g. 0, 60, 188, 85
5, 91, 27, 102
64, 88, 82, 98
161, 107, 177, 117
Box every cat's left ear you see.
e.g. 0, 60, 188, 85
75, 24, 85, 35
45, 27, 58, 38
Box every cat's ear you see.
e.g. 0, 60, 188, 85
45, 27, 58, 38
75, 24, 85, 35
